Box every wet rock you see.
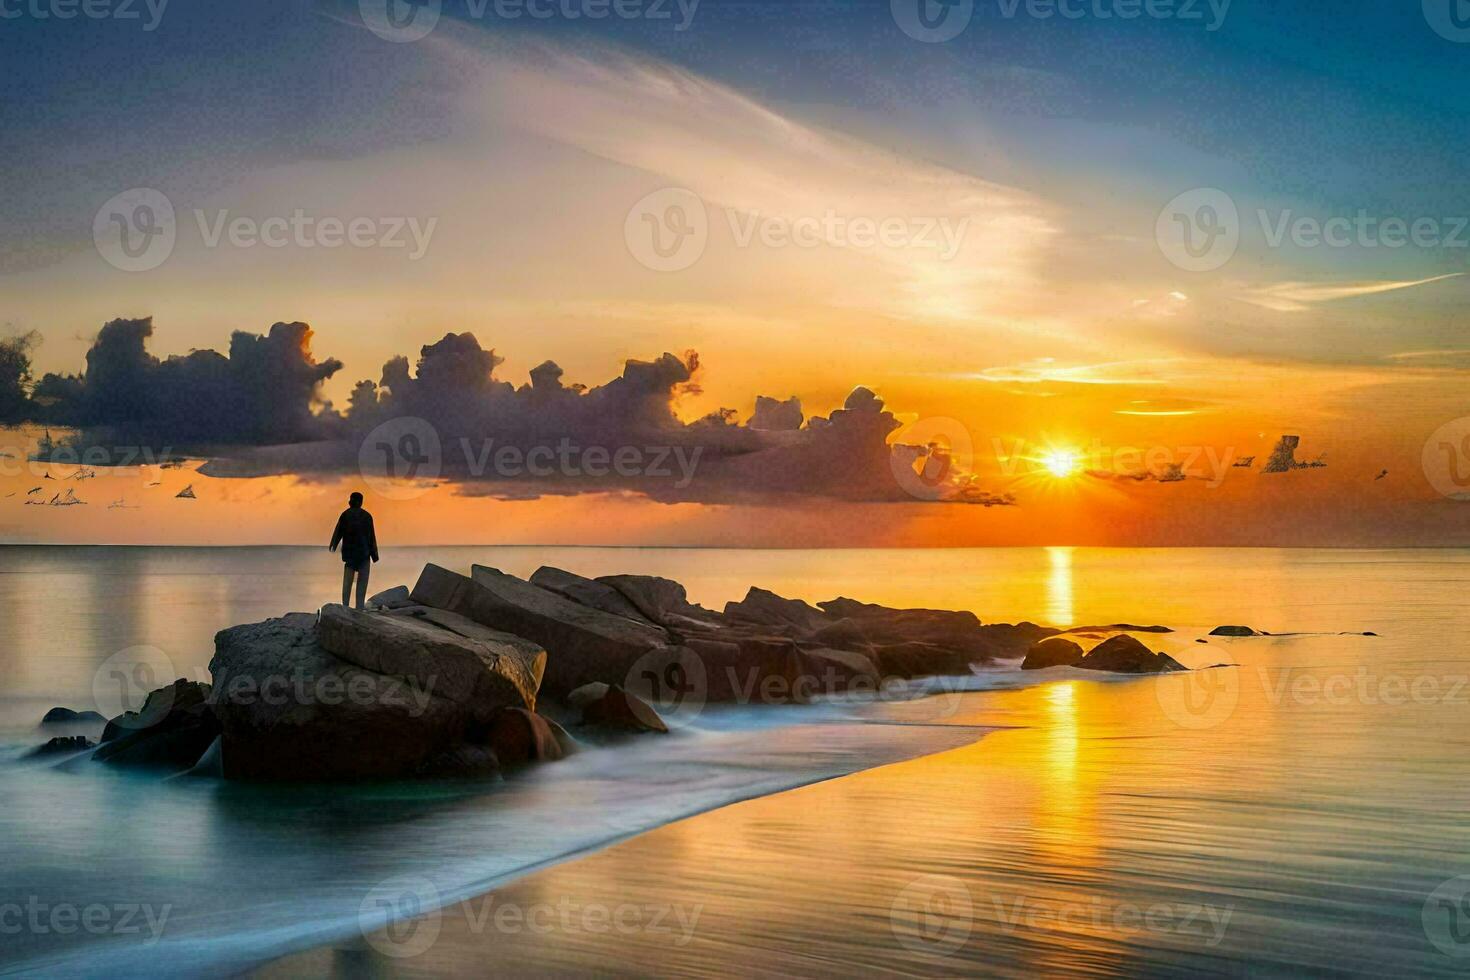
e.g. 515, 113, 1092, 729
1076, 634, 1187, 674
95, 679, 220, 771
1021, 636, 1085, 670
486, 708, 567, 765
579, 684, 668, 734
870, 641, 972, 679
416, 744, 500, 779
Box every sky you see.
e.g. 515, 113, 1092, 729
1, 0, 1469, 546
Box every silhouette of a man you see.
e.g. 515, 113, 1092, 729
329, 491, 378, 609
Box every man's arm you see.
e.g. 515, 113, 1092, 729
329, 513, 344, 552
367, 514, 379, 562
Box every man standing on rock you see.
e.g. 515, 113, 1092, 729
329, 491, 378, 609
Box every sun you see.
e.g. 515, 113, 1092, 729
1040, 449, 1081, 479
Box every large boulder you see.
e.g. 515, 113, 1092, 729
530, 567, 655, 625
210, 613, 485, 781
409, 564, 672, 697
319, 603, 544, 718
809, 618, 872, 652
95, 679, 220, 771
725, 587, 827, 633
817, 597, 999, 663
975, 622, 1062, 658
1076, 634, 1187, 674
1021, 636, 1085, 670
39, 706, 106, 726
578, 684, 668, 734
870, 641, 972, 679
597, 574, 723, 630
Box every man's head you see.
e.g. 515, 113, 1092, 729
348, 491, 364, 508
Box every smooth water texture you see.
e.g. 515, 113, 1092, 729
2, 546, 1469, 977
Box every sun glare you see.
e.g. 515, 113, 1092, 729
1041, 449, 1081, 479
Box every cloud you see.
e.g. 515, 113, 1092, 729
1238, 274, 1467, 313
34, 318, 1008, 507
34, 317, 342, 455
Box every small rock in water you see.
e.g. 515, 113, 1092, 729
1209, 625, 1261, 637
27, 735, 95, 757
1021, 636, 1085, 670
579, 684, 668, 734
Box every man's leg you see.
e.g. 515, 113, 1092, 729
341, 563, 354, 607
355, 561, 371, 610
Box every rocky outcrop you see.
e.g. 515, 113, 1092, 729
39, 706, 106, 726
95, 679, 220, 771
210, 613, 486, 781
27, 735, 95, 757
319, 603, 544, 718
870, 641, 972, 679
1021, 636, 1085, 670
1076, 634, 1186, 674
410, 564, 672, 697
725, 587, 827, 633
530, 567, 656, 625
597, 574, 722, 630
1209, 625, 1262, 637
817, 597, 1026, 663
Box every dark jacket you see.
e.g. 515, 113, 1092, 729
330, 507, 378, 565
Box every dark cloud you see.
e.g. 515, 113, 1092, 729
33, 317, 342, 457
24, 319, 1009, 506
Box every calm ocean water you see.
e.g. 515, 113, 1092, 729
2, 546, 1469, 977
